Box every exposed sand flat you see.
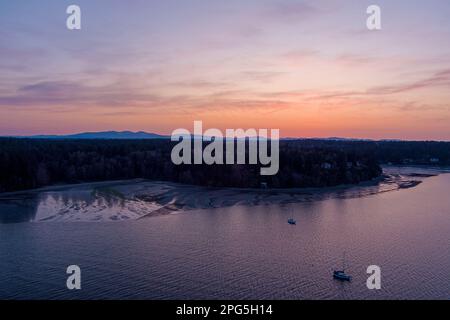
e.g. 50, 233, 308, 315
0, 166, 443, 223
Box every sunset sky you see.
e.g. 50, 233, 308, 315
1, 0, 450, 140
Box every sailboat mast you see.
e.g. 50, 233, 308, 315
342, 252, 346, 271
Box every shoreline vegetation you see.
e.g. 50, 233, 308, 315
0, 138, 384, 193
0, 166, 437, 197
2, 138, 450, 193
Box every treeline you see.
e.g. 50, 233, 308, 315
1, 138, 448, 193
373, 140, 450, 165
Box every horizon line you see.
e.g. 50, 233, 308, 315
1, 130, 450, 143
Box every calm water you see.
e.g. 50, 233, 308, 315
0, 171, 449, 299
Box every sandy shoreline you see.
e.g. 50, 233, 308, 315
0, 166, 445, 223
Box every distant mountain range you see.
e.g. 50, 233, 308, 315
283, 137, 374, 142
3, 131, 405, 142
12, 131, 169, 140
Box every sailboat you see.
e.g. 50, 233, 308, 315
333, 252, 352, 281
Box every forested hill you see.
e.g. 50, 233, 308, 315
0, 138, 449, 193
